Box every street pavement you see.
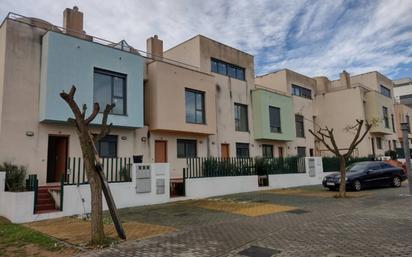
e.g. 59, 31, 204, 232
81, 184, 412, 257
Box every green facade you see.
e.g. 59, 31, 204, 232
252, 89, 295, 141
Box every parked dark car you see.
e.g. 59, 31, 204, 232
322, 161, 407, 191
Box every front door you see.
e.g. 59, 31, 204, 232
155, 140, 167, 163
47, 136, 69, 183
221, 144, 230, 158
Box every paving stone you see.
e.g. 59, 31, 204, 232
80, 185, 412, 257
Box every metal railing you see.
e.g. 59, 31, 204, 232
322, 156, 372, 172
64, 157, 132, 185
4, 12, 200, 71
25, 174, 38, 213
185, 157, 305, 179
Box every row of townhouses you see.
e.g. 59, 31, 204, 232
0, 7, 411, 187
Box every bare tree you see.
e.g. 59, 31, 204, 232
309, 119, 373, 197
60, 86, 114, 244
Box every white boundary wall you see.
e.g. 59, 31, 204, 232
0, 163, 170, 223
268, 157, 326, 189
0, 172, 65, 223
185, 175, 259, 198
63, 163, 170, 216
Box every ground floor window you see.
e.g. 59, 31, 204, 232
376, 137, 382, 149
96, 135, 118, 158
177, 139, 197, 158
236, 143, 250, 157
262, 144, 273, 158
297, 147, 306, 157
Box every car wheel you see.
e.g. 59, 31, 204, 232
353, 180, 362, 191
392, 176, 401, 188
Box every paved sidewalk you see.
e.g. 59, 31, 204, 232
81, 185, 412, 257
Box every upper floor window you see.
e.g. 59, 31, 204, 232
292, 84, 312, 99
93, 68, 127, 115
382, 106, 389, 128
185, 89, 205, 124
380, 85, 391, 98
391, 114, 395, 132
234, 103, 248, 132
177, 139, 197, 158
96, 135, 118, 158
269, 106, 281, 133
295, 114, 305, 137
406, 114, 411, 133
211, 58, 245, 80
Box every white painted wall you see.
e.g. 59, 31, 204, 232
185, 175, 259, 198
0, 164, 170, 223
268, 157, 325, 188
63, 163, 170, 216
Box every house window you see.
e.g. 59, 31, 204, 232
234, 103, 248, 132
292, 84, 312, 99
185, 89, 205, 124
297, 147, 306, 157
262, 144, 273, 158
93, 68, 126, 115
382, 107, 389, 128
269, 106, 281, 133
295, 114, 305, 137
210, 58, 245, 80
236, 143, 250, 157
376, 137, 382, 149
96, 135, 118, 158
177, 139, 197, 158
391, 114, 395, 132
407, 115, 411, 133
380, 85, 391, 98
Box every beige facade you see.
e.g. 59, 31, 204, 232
313, 71, 398, 157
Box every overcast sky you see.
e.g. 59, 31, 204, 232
1, 0, 411, 79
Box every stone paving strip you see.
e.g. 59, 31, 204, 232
264, 188, 370, 198
25, 217, 176, 247
184, 198, 297, 217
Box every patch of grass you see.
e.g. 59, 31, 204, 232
0, 217, 61, 253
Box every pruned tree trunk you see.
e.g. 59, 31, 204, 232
338, 156, 346, 198
60, 85, 116, 244
309, 119, 374, 198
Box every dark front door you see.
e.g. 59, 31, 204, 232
47, 136, 69, 183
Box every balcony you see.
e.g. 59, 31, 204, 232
39, 31, 144, 128
252, 87, 295, 141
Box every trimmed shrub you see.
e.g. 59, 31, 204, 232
0, 162, 27, 192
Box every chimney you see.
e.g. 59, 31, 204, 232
63, 6, 84, 36
146, 35, 163, 60
340, 70, 351, 88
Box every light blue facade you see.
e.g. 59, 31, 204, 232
39, 31, 144, 128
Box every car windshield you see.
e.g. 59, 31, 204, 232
346, 163, 369, 172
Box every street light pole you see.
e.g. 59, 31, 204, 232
400, 122, 412, 195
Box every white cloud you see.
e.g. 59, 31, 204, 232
0, 0, 411, 79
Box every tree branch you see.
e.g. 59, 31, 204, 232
60, 86, 84, 126
85, 103, 100, 124
93, 103, 115, 143
309, 129, 339, 156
